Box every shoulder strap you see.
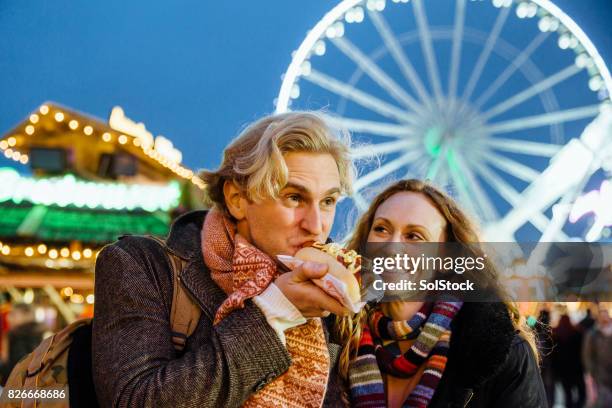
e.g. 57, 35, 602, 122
148, 235, 202, 352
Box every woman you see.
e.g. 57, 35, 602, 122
334, 179, 546, 407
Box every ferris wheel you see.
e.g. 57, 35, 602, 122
275, 0, 612, 243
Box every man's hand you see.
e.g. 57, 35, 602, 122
275, 261, 350, 318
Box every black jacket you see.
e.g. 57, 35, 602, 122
429, 302, 547, 407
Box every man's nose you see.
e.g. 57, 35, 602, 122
300, 204, 323, 236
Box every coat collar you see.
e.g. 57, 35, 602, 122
447, 301, 517, 389
165, 210, 208, 261
163, 210, 226, 320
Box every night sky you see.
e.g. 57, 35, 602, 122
1, 0, 610, 240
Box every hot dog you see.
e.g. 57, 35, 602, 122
294, 242, 361, 306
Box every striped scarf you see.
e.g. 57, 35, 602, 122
349, 300, 462, 408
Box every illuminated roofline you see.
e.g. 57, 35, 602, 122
0, 168, 181, 212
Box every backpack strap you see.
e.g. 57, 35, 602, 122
147, 235, 202, 352
20, 335, 54, 408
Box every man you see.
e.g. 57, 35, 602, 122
583, 305, 612, 407
0, 303, 45, 384
92, 111, 354, 407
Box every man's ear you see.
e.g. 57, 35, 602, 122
223, 180, 247, 221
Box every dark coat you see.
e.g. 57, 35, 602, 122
7, 321, 45, 371
92, 210, 346, 408
551, 324, 585, 382
428, 302, 547, 407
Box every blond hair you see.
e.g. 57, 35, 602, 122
335, 179, 539, 382
200, 111, 354, 216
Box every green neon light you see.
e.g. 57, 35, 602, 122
0, 168, 180, 212
446, 149, 459, 173
446, 149, 468, 188
424, 126, 442, 157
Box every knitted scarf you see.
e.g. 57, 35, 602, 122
349, 300, 462, 408
202, 208, 330, 408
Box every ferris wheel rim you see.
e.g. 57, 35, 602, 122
276, 0, 362, 113
276, 0, 611, 114
530, 0, 612, 101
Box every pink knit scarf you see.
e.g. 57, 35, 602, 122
201, 208, 330, 408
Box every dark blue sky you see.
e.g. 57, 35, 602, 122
1, 0, 610, 173
2, 0, 612, 243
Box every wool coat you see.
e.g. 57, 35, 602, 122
91, 210, 346, 407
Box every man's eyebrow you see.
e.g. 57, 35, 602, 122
324, 187, 342, 196
282, 182, 341, 197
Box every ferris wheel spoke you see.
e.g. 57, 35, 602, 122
474, 32, 549, 109
368, 10, 432, 104
425, 154, 443, 182
412, 0, 443, 104
445, 153, 480, 217
448, 0, 466, 99
352, 190, 369, 212
425, 142, 453, 183
472, 159, 552, 234
482, 137, 562, 157
306, 69, 415, 124
434, 153, 450, 187
325, 115, 416, 138
481, 64, 583, 121
472, 158, 525, 206
450, 151, 499, 221
354, 150, 420, 191
461, 5, 511, 102
403, 155, 429, 179
482, 104, 601, 134
450, 175, 480, 218
351, 139, 417, 159
482, 150, 540, 183
331, 37, 423, 114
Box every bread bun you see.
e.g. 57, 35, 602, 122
294, 244, 361, 305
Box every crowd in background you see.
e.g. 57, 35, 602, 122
536, 303, 612, 408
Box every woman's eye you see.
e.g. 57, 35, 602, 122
405, 232, 424, 241
373, 225, 388, 233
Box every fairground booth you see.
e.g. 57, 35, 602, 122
0, 103, 204, 332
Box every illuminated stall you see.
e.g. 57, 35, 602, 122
0, 102, 205, 324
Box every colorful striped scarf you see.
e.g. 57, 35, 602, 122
349, 300, 462, 408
